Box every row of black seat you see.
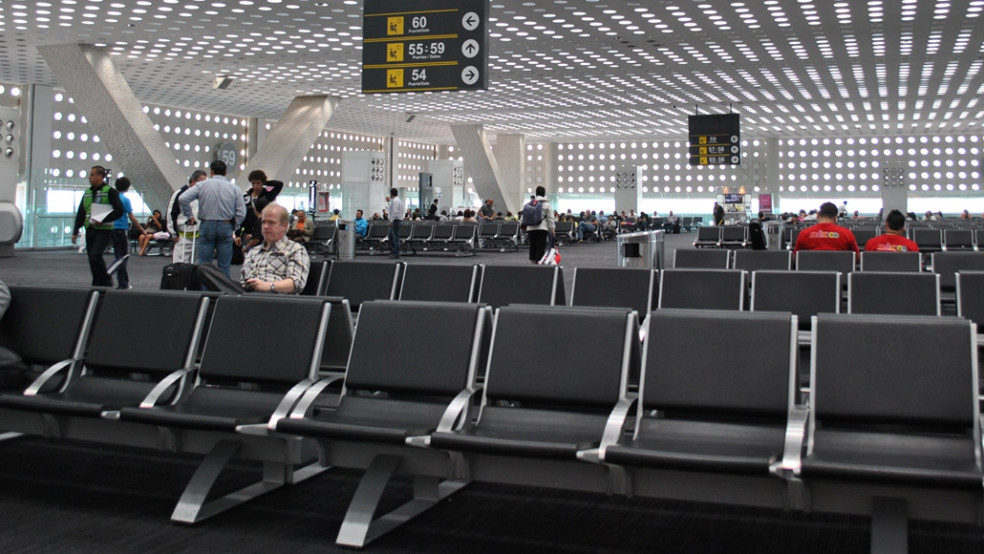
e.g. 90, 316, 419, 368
299, 260, 984, 327
0, 288, 978, 552
675, 249, 984, 287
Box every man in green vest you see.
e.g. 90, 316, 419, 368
72, 165, 125, 286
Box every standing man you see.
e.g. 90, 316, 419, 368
197, 204, 310, 295
479, 198, 495, 222
386, 188, 404, 259
167, 169, 208, 264
109, 177, 146, 289
71, 165, 125, 287
864, 209, 919, 252
427, 198, 439, 220
713, 201, 725, 226
525, 186, 555, 263
179, 160, 246, 278
793, 201, 860, 256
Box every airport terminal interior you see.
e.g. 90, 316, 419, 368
1, 0, 984, 552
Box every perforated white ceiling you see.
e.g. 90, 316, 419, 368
0, 0, 982, 145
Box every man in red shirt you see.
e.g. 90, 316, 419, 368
793, 201, 860, 255
864, 209, 919, 252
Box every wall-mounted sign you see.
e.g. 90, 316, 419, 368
688, 114, 741, 166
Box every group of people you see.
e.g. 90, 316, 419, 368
72, 161, 312, 296
792, 202, 919, 254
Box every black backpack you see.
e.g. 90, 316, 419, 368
522, 200, 544, 226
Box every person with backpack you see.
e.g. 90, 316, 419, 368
523, 186, 555, 264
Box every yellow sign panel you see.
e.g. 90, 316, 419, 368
699, 136, 707, 145
387, 16, 404, 36
700, 156, 708, 165
387, 43, 404, 62
699, 147, 707, 155
387, 69, 404, 88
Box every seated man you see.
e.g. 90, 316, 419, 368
287, 210, 314, 243
577, 211, 598, 242
198, 204, 309, 295
793, 201, 860, 256
864, 209, 919, 252
353, 209, 369, 238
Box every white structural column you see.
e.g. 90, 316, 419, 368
450, 124, 513, 214
763, 137, 781, 213
491, 134, 525, 214
242, 95, 339, 185
37, 44, 185, 210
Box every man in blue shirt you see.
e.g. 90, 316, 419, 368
354, 209, 368, 238
180, 160, 246, 278
109, 177, 146, 289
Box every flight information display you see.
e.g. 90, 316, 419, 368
688, 113, 741, 166
362, 0, 489, 94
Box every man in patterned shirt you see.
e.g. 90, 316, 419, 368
198, 203, 309, 294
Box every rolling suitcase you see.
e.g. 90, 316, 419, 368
160, 230, 199, 290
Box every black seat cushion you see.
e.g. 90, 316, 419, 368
800, 428, 982, 489
603, 418, 785, 475
119, 387, 284, 432
0, 376, 162, 417
428, 406, 608, 460
276, 395, 451, 444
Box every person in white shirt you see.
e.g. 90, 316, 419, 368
386, 188, 405, 259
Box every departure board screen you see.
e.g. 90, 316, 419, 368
362, 0, 489, 94
688, 114, 741, 166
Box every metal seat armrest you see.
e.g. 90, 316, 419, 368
24, 358, 81, 396
581, 395, 638, 463
287, 375, 346, 420
779, 405, 810, 476
139, 367, 196, 408
435, 388, 482, 434
268, 378, 317, 429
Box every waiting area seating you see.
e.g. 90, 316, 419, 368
1, 284, 982, 553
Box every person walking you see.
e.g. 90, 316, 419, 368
108, 177, 146, 289
179, 160, 246, 277
525, 186, 555, 263
71, 165, 125, 287
386, 188, 404, 259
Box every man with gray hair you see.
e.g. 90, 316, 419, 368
167, 169, 208, 264
197, 203, 309, 295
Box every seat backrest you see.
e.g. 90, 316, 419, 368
811, 314, 976, 430
643, 309, 794, 418
0, 285, 97, 365
452, 224, 476, 241
571, 267, 656, 317
368, 222, 390, 239
432, 224, 455, 240
932, 252, 984, 290
851, 227, 879, 247
477, 265, 564, 309
325, 261, 402, 310
312, 223, 336, 241
411, 224, 433, 240
944, 229, 975, 249
399, 264, 478, 303
859, 251, 921, 272
795, 250, 855, 273
751, 270, 839, 326
673, 248, 729, 269
483, 305, 638, 408
848, 272, 940, 315
343, 301, 486, 396
721, 225, 746, 242
478, 222, 499, 238
913, 228, 943, 249
301, 260, 330, 296
733, 250, 792, 271
695, 226, 721, 243
498, 221, 520, 238
555, 220, 574, 234
957, 271, 984, 327
658, 269, 746, 310
199, 295, 328, 386
86, 290, 207, 375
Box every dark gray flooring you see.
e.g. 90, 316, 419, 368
1, 235, 983, 552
